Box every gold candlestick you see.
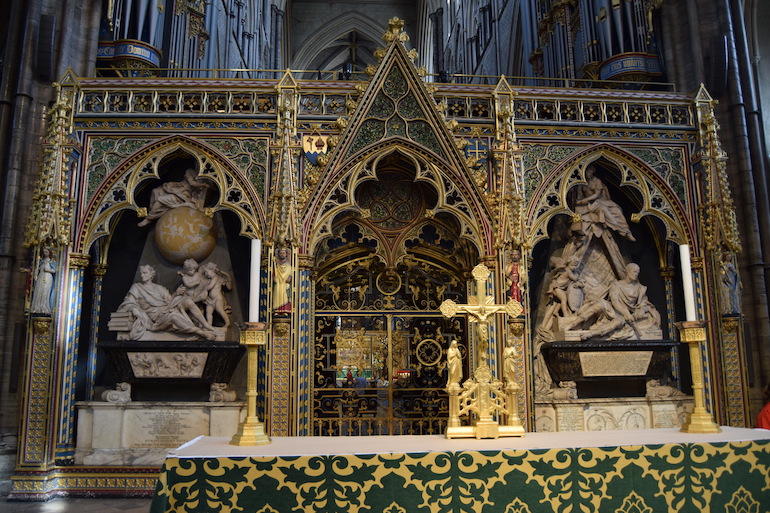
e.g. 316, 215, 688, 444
231, 322, 271, 445
676, 321, 721, 433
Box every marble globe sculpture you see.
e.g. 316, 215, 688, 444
153, 206, 216, 264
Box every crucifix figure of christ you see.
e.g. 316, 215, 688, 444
439, 264, 525, 439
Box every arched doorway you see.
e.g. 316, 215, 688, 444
311, 153, 477, 435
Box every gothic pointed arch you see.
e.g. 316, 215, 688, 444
292, 12, 384, 73
301, 20, 493, 256
525, 144, 691, 253
313, 148, 478, 274
306, 144, 484, 261
78, 135, 266, 256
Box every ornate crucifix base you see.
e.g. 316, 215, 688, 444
441, 264, 525, 440
445, 364, 525, 439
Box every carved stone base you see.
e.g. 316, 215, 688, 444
99, 340, 244, 384
540, 340, 677, 398
535, 395, 694, 432
101, 382, 131, 403
75, 401, 246, 465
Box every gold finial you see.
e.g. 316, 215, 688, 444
383, 18, 407, 43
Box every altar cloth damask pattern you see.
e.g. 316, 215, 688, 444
151, 439, 770, 513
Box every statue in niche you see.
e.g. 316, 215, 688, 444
503, 338, 518, 384
561, 262, 661, 340
542, 256, 584, 329
272, 247, 292, 313
111, 260, 235, 341
30, 248, 56, 315
505, 248, 526, 306
718, 250, 742, 315
568, 166, 634, 276
447, 339, 462, 385
202, 262, 233, 327
532, 166, 663, 400
575, 166, 636, 243
137, 168, 212, 227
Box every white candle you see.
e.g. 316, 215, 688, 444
249, 238, 261, 322
679, 244, 697, 321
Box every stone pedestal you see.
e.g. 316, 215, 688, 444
75, 401, 245, 466
540, 340, 678, 398
535, 396, 693, 432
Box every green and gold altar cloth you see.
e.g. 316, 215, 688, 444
151, 428, 770, 513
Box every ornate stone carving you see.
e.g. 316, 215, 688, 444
645, 379, 686, 399
560, 263, 662, 341
553, 381, 578, 400
574, 166, 636, 242
101, 382, 131, 403
127, 352, 207, 378
137, 168, 212, 227
533, 166, 664, 400
109, 263, 231, 341
209, 383, 237, 402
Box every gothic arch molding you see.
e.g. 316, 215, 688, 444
302, 143, 486, 261
78, 135, 265, 257
526, 144, 691, 252
292, 12, 385, 72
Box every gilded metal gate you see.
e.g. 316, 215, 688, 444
312, 258, 469, 436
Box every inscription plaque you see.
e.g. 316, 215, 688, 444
651, 402, 680, 428
579, 351, 653, 377
124, 409, 209, 448
555, 406, 584, 431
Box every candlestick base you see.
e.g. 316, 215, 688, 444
680, 409, 722, 434
675, 320, 721, 435
230, 416, 271, 445
230, 323, 270, 446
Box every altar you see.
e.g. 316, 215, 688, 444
151, 428, 770, 513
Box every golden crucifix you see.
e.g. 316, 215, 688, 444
440, 264, 522, 363
440, 264, 524, 439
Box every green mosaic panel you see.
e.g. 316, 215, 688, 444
383, 67, 408, 99
86, 137, 154, 202
371, 91, 396, 119
348, 119, 386, 156
626, 146, 687, 205
386, 116, 407, 138
397, 94, 422, 120
408, 120, 443, 158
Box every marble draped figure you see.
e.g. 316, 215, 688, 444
110, 262, 232, 341
30, 248, 56, 315
137, 168, 211, 227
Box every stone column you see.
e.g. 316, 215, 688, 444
270, 319, 291, 436
719, 315, 750, 427
53, 252, 90, 463
85, 262, 108, 400
11, 318, 56, 497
